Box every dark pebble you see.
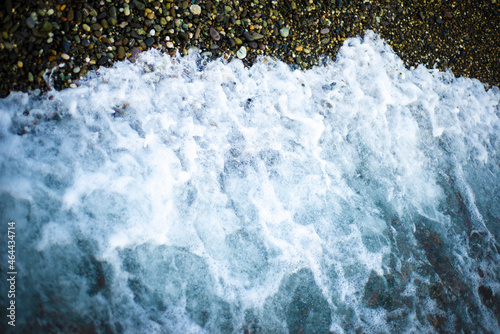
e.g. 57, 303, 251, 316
210, 27, 220, 41
145, 37, 154, 47
110, 7, 117, 20
98, 56, 108, 65
243, 31, 254, 41
81, 39, 91, 47
435, 17, 443, 24
131, 31, 143, 39
26, 17, 36, 29
133, 0, 146, 10
61, 40, 71, 53
248, 41, 258, 49
179, 32, 189, 41
97, 12, 107, 20
67, 8, 74, 21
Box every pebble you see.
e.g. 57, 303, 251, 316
252, 33, 264, 40
243, 31, 254, 41
73, 66, 80, 73
17, 61, 23, 68
67, 8, 74, 21
133, 0, 145, 10
26, 17, 36, 29
209, 27, 220, 41
118, 46, 125, 60
280, 27, 289, 38
61, 53, 70, 60
320, 28, 330, 34
41, 21, 53, 32
236, 46, 247, 59
190, 4, 201, 15
61, 40, 70, 53
82, 23, 91, 32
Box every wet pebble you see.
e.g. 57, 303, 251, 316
209, 27, 220, 41
190, 5, 201, 15
280, 27, 289, 38
236, 46, 247, 59
26, 17, 36, 29
243, 31, 254, 41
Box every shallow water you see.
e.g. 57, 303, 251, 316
1, 31, 499, 333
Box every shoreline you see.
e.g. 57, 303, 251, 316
0, 0, 499, 98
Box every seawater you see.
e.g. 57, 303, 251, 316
0, 31, 499, 333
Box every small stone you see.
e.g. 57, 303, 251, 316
248, 41, 258, 49
124, 5, 130, 16
61, 53, 70, 60
279, 27, 289, 38
40, 21, 53, 32
61, 40, 71, 53
295, 45, 303, 52
118, 46, 125, 59
145, 37, 154, 47
234, 38, 243, 45
320, 28, 329, 34
110, 6, 117, 20
435, 17, 443, 24
444, 11, 452, 18
252, 32, 264, 40
190, 4, 201, 15
166, 41, 174, 48
73, 66, 81, 73
28, 72, 34, 82
26, 17, 36, 29
243, 31, 254, 41
236, 46, 247, 59
209, 27, 220, 41
17, 61, 23, 68
67, 8, 74, 21
82, 23, 91, 32
133, 0, 145, 10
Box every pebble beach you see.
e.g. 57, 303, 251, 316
0, 0, 499, 96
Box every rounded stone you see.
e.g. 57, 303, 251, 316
236, 46, 247, 59
279, 27, 289, 38
190, 4, 201, 15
